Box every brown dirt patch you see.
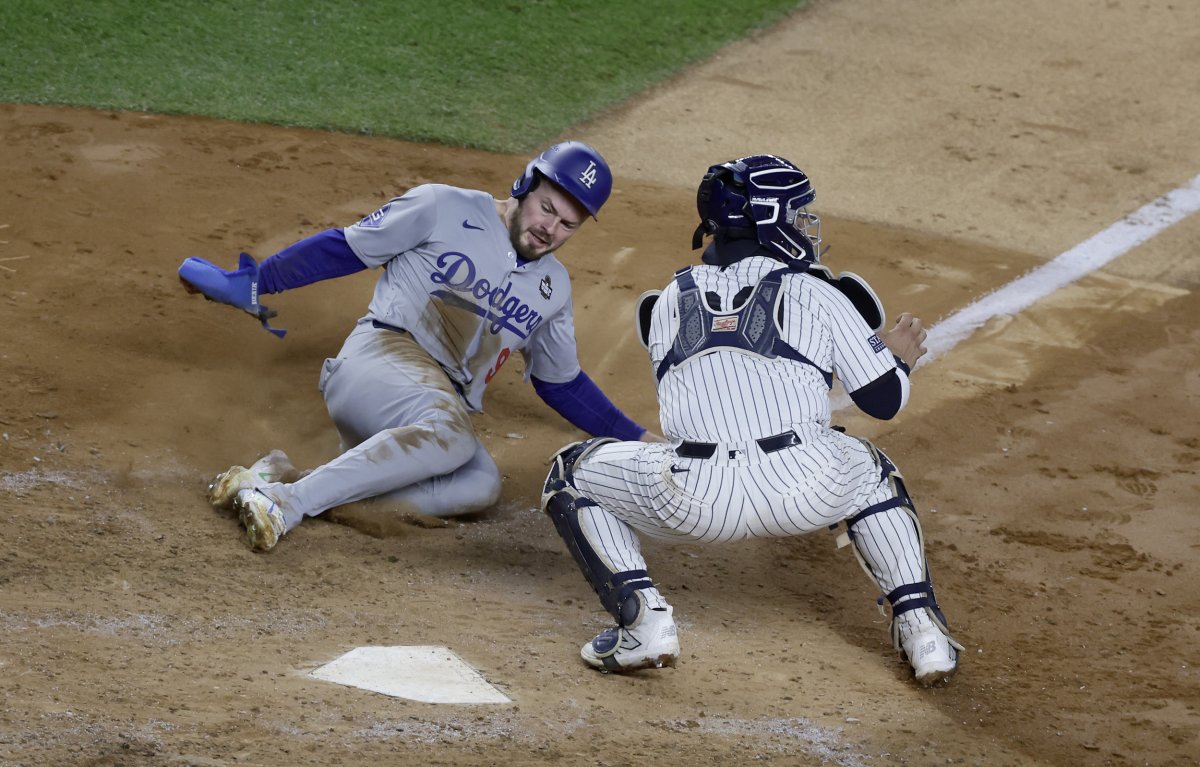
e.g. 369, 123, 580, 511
3, 1, 1200, 765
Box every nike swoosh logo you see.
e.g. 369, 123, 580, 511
669, 464, 689, 474
462, 219, 485, 230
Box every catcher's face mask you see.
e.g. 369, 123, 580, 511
746, 159, 822, 263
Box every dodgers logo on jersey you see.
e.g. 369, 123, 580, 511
429, 251, 544, 337
357, 203, 391, 228
578, 161, 598, 189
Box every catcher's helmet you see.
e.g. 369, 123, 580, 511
693, 154, 822, 263
512, 141, 612, 219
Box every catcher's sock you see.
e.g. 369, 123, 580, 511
894, 607, 936, 640
639, 587, 668, 611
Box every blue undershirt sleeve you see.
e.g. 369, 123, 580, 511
848, 363, 907, 420
532, 371, 646, 441
257, 229, 367, 294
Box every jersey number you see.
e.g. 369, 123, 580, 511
485, 348, 511, 383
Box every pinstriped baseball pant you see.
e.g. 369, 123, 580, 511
569, 424, 934, 629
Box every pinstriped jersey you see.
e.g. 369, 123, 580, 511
343, 184, 582, 411
647, 255, 897, 440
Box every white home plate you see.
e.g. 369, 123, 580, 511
309, 646, 511, 704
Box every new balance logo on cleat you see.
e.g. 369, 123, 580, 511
902, 626, 960, 687
916, 638, 938, 661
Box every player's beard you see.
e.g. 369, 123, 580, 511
509, 211, 552, 261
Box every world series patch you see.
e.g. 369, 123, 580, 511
358, 203, 392, 228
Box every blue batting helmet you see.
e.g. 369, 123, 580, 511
692, 154, 822, 263
512, 141, 612, 219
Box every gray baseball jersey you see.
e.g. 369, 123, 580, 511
258, 184, 586, 525
345, 183, 583, 411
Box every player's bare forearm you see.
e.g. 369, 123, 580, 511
881, 312, 928, 370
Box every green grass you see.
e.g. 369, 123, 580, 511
0, 0, 805, 152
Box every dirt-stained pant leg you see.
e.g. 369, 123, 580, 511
265, 323, 499, 528
370, 442, 501, 518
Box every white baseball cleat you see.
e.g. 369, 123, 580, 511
581, 606, 680, 672
208, 449, 298, 510
902, 626, 959, 686
233, 488, 287, 552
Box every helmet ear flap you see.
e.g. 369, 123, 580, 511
511, 161, 539, 200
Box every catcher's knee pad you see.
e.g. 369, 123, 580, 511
854, 437, 913, 508
542, 476, 651, 626
836, 437, 916, 552
541, 437, 618, 501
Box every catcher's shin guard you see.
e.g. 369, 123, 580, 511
542, 437, 617, 499
542, 438, 654, 626
836, 440, 964, 659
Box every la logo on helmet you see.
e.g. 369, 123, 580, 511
578, 161, 598, 189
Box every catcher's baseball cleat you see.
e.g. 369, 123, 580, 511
233, 489, 287, 552
581, 606, 679, 672
208, 450, 299, 510
903, 626, 959, 686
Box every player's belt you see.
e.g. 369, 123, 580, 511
372, 319, 408, 334
675, 430, 802, 459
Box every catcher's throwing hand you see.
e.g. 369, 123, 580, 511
881, 312, 927, 370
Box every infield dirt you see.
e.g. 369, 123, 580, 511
2, 1, 1199, 765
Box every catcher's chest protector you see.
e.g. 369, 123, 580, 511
656, 266, 806, 381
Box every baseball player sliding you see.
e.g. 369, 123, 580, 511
541, 154, 962, 686
179, 142, 663, 551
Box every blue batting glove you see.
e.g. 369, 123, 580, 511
178, 252, 286, 338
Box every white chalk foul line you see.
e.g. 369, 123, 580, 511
919, 173, 1200, 369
